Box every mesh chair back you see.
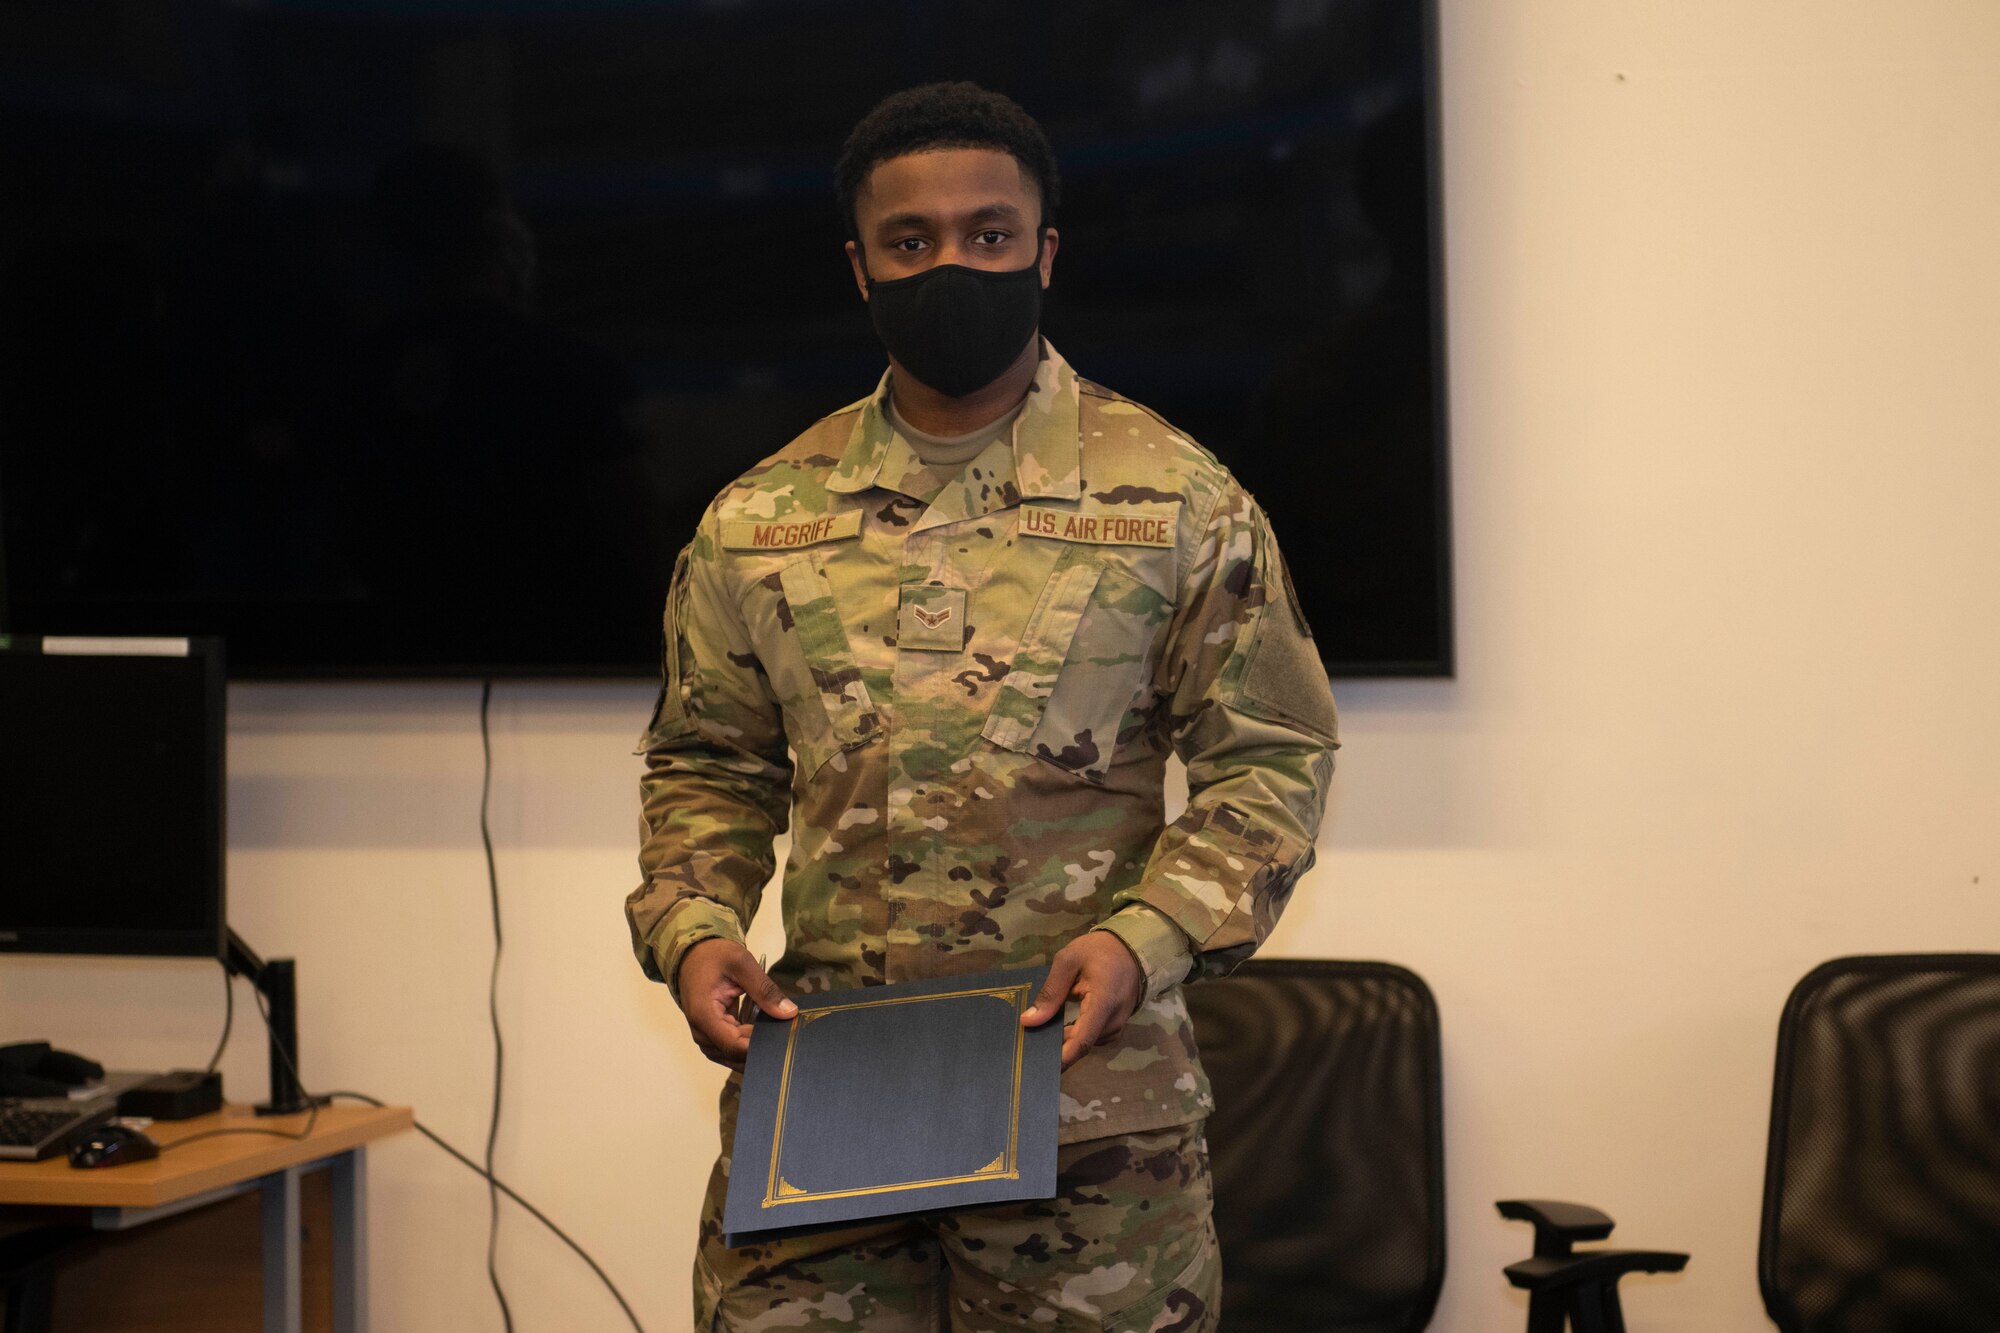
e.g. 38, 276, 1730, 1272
1185, 959, 1444, 1333
1759, 954, 2000, 1333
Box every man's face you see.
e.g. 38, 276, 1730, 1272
846, 147, 1058, 298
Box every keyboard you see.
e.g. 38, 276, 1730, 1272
0, 1096, 116, 1162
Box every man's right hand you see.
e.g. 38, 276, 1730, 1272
677, 938, 797, 1069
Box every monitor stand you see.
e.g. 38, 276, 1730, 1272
225, 928, 316, 1116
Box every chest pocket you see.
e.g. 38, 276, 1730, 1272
982, 544, 1170, 783
740, 551, 881, 776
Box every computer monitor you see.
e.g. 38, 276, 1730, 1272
0, 635, 226, 960
0, 636, 310, 1113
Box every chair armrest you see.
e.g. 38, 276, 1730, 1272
1504, 1248, 1690, 1292
1495, 1199, 1615, 1255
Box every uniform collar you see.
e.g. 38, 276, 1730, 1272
825, 338, 1083, 502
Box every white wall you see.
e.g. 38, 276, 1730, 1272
6, 1, 1999, 1328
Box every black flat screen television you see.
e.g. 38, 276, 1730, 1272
0, 0, 1451, 678
0, 636, 227, 960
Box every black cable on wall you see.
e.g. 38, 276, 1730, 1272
479, 679, 514, 1332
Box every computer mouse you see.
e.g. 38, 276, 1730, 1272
68, 1122, 160, 1169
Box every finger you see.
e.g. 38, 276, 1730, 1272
694, 1019, 753, 1066
1059, 1021, 1089, 1071
690, 1013, 741, 1057
725, 956, 798, 1020
1022, 954, 1083, 1026
722, 1021, 753, 1066
689, 988, 752, 1051
1068, 987, 1111, 1057
696, 1024, 744, 1072
1096, 991, 1136, 1043
694, 1039, 746, 1071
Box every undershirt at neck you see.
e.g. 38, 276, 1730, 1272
888, 396, 1027, 468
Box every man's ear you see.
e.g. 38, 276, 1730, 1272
1038, 227, 1060, 289
845, 239, 870, 301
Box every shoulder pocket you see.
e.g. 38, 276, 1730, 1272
982, 545, 1168, 783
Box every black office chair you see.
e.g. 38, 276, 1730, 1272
1499, 952, 2000, 1332
1758, 953, 2000, 1332
1185, 958, 1445, 1333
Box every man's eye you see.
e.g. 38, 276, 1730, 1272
891, 237, 928, 253
974, 230, 1010, 246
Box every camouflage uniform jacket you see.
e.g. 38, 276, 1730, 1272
630, 341, 1339, 1144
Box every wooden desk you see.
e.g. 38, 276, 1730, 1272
0, 1102, 412, 1333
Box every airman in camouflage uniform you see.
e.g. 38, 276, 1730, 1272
629, 81, 1338, 1332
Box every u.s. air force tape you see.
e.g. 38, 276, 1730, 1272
1018, 503, 1178, 548
722, 510, 864, 551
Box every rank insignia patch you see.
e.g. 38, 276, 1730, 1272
898, 585, 968, 652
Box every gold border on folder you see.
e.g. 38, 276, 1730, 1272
762, 985, 1030, 1209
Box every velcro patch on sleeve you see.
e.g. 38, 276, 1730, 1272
721, 510, 864, 551
1019, 503, 1178, 548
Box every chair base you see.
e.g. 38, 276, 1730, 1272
1524, 1280, 1626, 1333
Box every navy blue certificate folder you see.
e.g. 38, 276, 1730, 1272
722, 966, 1061, 1246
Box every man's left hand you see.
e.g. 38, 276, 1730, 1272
1020, 931, 1144, 1070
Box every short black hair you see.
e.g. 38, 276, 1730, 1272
834, 81, 1061, 240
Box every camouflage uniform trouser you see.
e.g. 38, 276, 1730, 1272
696, 1080, 1220, 1332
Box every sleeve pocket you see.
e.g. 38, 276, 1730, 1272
634, 544, 699, 754
1236, 543, 1339, 747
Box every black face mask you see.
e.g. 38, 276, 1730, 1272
864, 236, 1045, 398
